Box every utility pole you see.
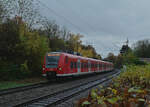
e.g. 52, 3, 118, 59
120, 38, 129, 54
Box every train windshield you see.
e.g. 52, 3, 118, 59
46, 54, 60, 68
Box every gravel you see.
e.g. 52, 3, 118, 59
0, 70, 117, 107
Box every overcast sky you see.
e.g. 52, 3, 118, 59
39, 0, 150, 57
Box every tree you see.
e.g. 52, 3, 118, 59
0, 0, 7, 23
104, 53, 116, 63
3, 0, 41, 28
123, 51, 138, 65
0, 17, 49, 75
61, 26, 71, 41
114, 54, 123, 68
120, 45, 130, 54
0, 1, 3, 23
41, 20, 60, 38
67, 33, 83, 52
133, 39, 150, 58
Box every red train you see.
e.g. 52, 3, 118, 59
42, 52, 114, 80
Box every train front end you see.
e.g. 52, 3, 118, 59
42, 53, 60, 80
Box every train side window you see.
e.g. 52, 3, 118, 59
82, 63, 84, 68
74, 62, 77, 68
81, 63, 83, 68
99, 64, 101, 68
70, 62, 73, 69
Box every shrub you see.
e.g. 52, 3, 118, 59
0, 62, 30, 81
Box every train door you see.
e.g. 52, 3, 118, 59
65, 56, 69, 74
98, 63, 100, 72
88, 61, 91, 73
77, 59, 81, 73
102, 62, 104, 71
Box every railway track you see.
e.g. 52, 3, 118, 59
0, 81, 49, 96
15, 71, 120, 107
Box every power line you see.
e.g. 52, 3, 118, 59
55, 0, 97, 33
37, 0, 108, 48
37, 0, 89, 36
37, 0, 119, 55
55, 0, 114, 51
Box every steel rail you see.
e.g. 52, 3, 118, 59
0, 81, 49, 96
15, 70, 120, 107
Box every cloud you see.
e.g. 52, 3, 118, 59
39, 0, 150, 57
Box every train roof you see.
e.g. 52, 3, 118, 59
47, 52, 113, 64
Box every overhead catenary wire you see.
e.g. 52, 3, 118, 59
37, 0, 89, 36
37, 0, 108, 47
55, 0, 115, 52
37, 0, 120, 55
55, 0, 98, 33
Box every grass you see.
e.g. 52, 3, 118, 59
0, 77, 46, 90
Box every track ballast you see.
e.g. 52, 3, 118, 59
15, 70, 120, 107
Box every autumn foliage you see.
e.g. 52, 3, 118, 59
76, 65, 150, 107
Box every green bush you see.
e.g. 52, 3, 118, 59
0, 63, 30, 81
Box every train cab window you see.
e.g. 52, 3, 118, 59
70, 62, 73, 69
46, 54, 60, 68
65, 56, 68, 64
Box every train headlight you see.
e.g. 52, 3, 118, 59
59, 68, 62, 71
